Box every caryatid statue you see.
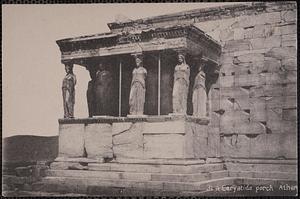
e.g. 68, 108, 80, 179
62, 63, 76, 118
172, 53, 190, 114
94, 63, 113, 116
129, 55, 147, 115
192, 63, 207, 117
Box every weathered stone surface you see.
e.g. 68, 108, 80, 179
250, 98, 266, 122
250, 36, 281, 49
281, 121, 297, 134
283, 83, 296, 96
282, 108, 296, 121
219, 76, 234, 87
207, 128, 221, 158
58, 124, 85, 157
235, 122, 266, 135
113, 123, 144, 159
220, 52, 234, 64
224, 39, 251, 52
144, 134, 185, 159
234, 96, 250, 110
112, 122, 132, 136
231, 12, 281, 28
220, 29, 234, 41
233, 28, 245, 40
281, 10, 296, 22
235, 53, 265, 63
219, 98, 234, 111
234, 74, 265, 87
84, 123, 113, 159
265, 46, 296, 59
263, 58, 281, 73
220, 111, 250, 134
278, 24, 297, 35
283, 95, 297, 109
220, 134, 251, 158
143, 121, 185, 134
249, 133, 297, 159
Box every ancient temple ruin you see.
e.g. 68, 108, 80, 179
38, 2, 297, 196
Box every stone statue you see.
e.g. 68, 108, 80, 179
192, 64, 207, 117
129, 56, 147, 115
94, 63, 113, 116
62, 63, 76, 118
172, 54, 190, 114
87, 67, 96, 117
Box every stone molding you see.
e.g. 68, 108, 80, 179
58, 115, 210, 125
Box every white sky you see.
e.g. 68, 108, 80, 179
2, 3, 241, 138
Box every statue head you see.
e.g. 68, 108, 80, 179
178, 54, 185, 64
98, 63, 105, 71
65, 63, 73, 74
135, 57, 143, 68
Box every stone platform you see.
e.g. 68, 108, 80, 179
57, 115, 211, 160
28, 115, 295, 196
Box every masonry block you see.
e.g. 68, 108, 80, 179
250, 36, 281, 49
84, 123, 113, 159
113, 122, 144, 159
58, 123, 85, 158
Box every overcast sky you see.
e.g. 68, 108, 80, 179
2, 3, 241, 138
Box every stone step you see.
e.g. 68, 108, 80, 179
46, 169, 229, 182
32, 176, 237, 194
225, 162, 297, 173
229, 171, 297, 181
89, 162, 225, 174
32, 176, 297, 195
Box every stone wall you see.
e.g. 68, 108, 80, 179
58, 117, 210, 161
193, 3, 297, 159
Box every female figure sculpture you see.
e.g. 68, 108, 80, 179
94, 63, 113, 115
172, 54, 190, 114
192, 64, 207, 117
129, 56, 147, 115
62, 63, 76, 118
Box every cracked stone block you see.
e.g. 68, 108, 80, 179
58, 124, 85, 158
144, 134, 185, 159
112, 122, 132, 136
84, 123, 113, 159
113, 122, 144, 159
